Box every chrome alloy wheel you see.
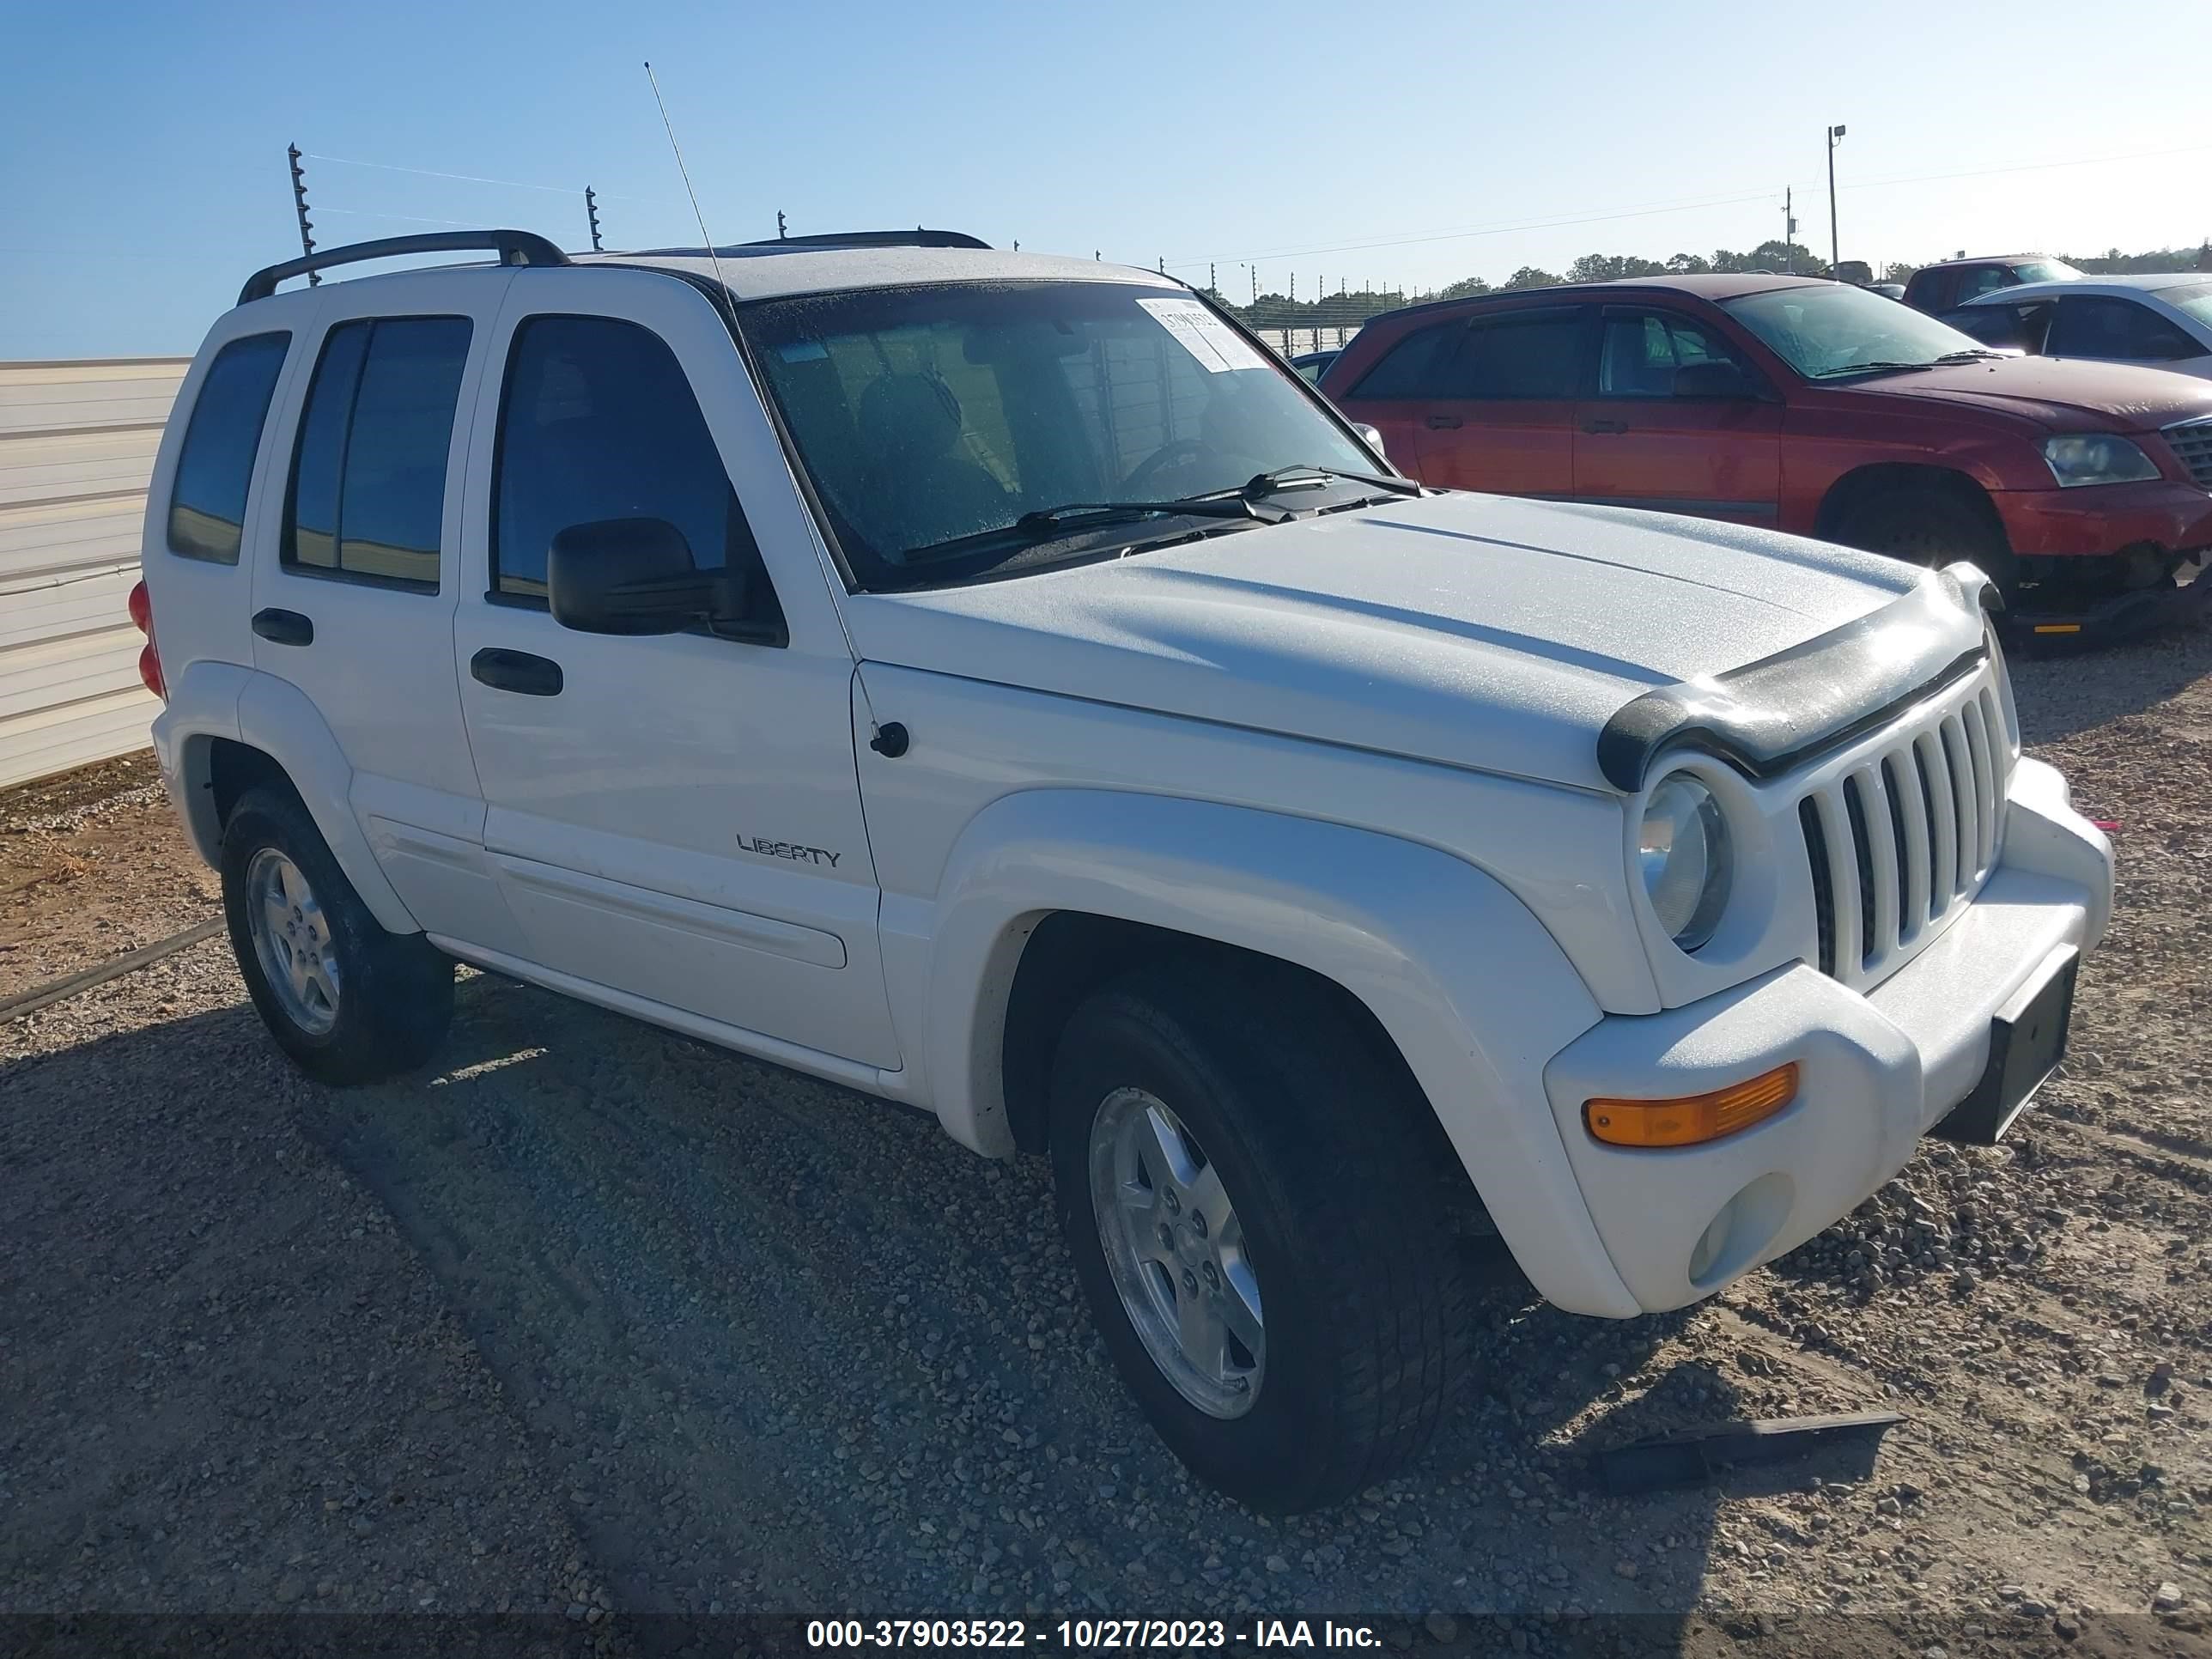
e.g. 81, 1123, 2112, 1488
1088, 1087, 1265, 1418
245, 848, 341, 1036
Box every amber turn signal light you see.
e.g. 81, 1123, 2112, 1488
1583, 1062, 1798, 1149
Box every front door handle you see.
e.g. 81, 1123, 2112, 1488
251, 608, 313, 647
1583, 418, 1630, 435
471, 647, 564, 697
1425, 414, 1463, 430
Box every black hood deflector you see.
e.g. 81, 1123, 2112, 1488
1596, 564, 1996, 793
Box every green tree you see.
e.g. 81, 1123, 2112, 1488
1665, 252, 1712, 274
1501, 265, 1564, 290
1567, 253, 1667, 283
1437, 276, 1492, 300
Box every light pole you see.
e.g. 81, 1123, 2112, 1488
1827, 125, 1847, 276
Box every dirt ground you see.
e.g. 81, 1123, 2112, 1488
3, 622, 2209, 1656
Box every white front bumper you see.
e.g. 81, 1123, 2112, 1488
1539, 757, 2111, 1314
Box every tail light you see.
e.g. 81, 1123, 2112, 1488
128, 578, 166, 701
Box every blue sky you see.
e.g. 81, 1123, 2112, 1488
7, 0, 2209, 358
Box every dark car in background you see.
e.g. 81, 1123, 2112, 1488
1902, 254, 2081, 314
1321, 274, 2212, 615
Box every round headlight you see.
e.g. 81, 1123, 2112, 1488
1639, 774, 1733, 951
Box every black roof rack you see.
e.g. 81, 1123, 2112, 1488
239, 229, 570, 305
631, 228, 992, 257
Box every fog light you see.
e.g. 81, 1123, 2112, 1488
1583, 1063, 1798, 1149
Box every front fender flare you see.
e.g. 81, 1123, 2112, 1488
915, 788, 1641, 1318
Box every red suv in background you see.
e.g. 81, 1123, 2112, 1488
1322, 275, 2212, 618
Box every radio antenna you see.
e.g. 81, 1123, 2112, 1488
643, 61, 737, 321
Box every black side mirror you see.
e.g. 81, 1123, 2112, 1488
1673, 360, 1753, 399
549, 518, 719, 635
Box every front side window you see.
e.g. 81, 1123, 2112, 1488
283, 317, 471, 590
2046, 296, 2198, 362
167, 332, 289, 564
744, 282, 1376, 589
1721, 283, 1988, 380
1596, 311, 1745, 396
493, 314, 769, 605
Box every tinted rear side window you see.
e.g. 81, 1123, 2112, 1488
1346, 321, 1462, 399
167, 332, 290, 563
493, 314, 757, 598
2048, 296, 2199, 362
283, 317, 471, 591
1443, 313, 1587, 398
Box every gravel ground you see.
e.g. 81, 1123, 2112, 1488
3, 620, 2209, 1656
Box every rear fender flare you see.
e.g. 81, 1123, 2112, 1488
154, 663, 419, 934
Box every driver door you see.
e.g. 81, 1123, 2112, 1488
1572, 306, 1780, 524
452, 270, 900, 1069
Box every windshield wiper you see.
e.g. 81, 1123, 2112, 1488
1012, 494, 1276, 535
1935, 348, 2008, 362
1242, 464, 1421, 498
1812, 359, 1940, 379
900, 492, 1283, 568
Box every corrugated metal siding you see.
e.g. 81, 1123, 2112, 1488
0, 358, 189, 789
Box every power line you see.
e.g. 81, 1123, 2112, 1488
301, 153, 686, 210
1839, 139, 2212, 194
1164, 137, 2212, 272
316, 205, 483, 228
1166, 187, 1780, 270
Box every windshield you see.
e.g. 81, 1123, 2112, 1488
2015, 259, 2082, 284
1721, 283, 1991, 379
742, 282, 1374, 587
2160, 283, 2212, 328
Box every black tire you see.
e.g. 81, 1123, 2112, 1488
1047, 961, 1469, 1510
220, 782, 453, 1085
1833, 482, 2018, 599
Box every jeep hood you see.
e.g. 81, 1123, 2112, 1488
842, 492, 1944, 793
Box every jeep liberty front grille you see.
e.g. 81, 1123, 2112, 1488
1797, 679, 2008, 983
2162, 416, 2212, 492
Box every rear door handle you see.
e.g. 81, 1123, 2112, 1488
470, 647, 564, 697
1583, 418, 1630, 435
1425, 414, 1463, 430
251, 608, 313, 647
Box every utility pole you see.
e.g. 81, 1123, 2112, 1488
1783, 188, 1796, 275
1209, 261, 1216, 293
776, 209, 787, 241
286, 143, 319, 284
585, 186, 603, 252
1826, 125, 1847, 276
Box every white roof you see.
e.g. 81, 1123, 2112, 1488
583, 244, 1181, 301
1966, 272, 2212, 303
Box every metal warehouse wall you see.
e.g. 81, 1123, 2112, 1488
0, 358, 188, 790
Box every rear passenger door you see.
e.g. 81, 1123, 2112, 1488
1380, 308, 1587, 496
249, 272, 527, 955
1572, 306, 1780, 524
452, 269, 899, 1069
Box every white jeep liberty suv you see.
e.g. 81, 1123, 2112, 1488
136, 228, 2113, 1511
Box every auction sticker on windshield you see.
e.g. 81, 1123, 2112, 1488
1137, 297, 1270, 374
